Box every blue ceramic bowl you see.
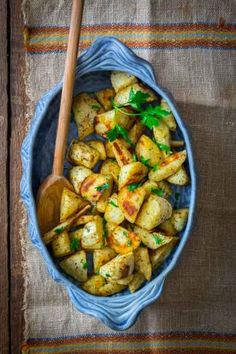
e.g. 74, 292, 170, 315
21, 37, 196, 330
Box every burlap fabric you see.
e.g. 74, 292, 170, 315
22, 0, 236, 351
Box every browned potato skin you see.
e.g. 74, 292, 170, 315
118, 186, 146, 223
111, 139, 133, 167
136, 135, 163, 167
80, 173, 113, 204
69, 166, 93, 194
60, 187, 84, 222
108, 225, 141, 254
68, 141, 100, 169
95, 87, 115, 111
100, 159, 120, 185
118, 162, 148, 190
105, 141, 115, 158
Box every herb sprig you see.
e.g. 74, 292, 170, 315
95, 183, 110, 192
107, 124, 134, 147
128, 181, 144, 192
151, 188, 164, 197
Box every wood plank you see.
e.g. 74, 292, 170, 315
9, 0, 26, 352
0, 0, 9, 353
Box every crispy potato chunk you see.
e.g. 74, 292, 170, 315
136, 195, 172, 230
72, 93, 103, 140
143, 180, 172, 200
60, 250, 88, 282
68, 141, 100, 169
111, 71, 138, 93
160, 99, 177, 131
118, 186, 146, 223
134, 225, 175, 250
69, 166, 93, 194
128, 272, 146, 293
128, 121, 145, 145
167, 166, 189, 185
149, 238, 178, 270
105, 141, 115, 158
95, 108, 134, 137
104, 193, 125, 224
81, 216, 104, 250
96, 175, 114, 213
111, 139, 133, 167
153, 121, 171, 158
93, 247, 117, 274
80, 173, 113, 204
114, 83, 157, 106
74, 215, 95, 226
149, 150, 187, 182
82, 275, 106, 295
100, 159, 120, 185
60, 187, 84, 222
118, 162, 148, 190
87, 140, 106, 160
95, 87, 115, 110
114, 274, 134, 285
136, 135, 163, 167
161, 208, 189, 234
99, 282, 126, 296
108, 225, 141, 254
51, 231, 72, 258
99, 252, 134, 280
134, 247, 152, 281
158, 220, 176, 235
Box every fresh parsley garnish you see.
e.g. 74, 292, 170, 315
151, 188, 164, 197
140, 155, 152, 169
127, 87, 150, 110
152, 164, 159, 172
127, 240, 132, 247
123, 231, 128, 237
139, 105, 168, 129
109, 200, 118, 208
128, 181, 144, 192
156, 143, 172, 154
91, 104, 101, 111
132, 153, 138, 162
107, 124, 134, 147
54, 226, 65, 235
105, 273, 111, 278
83, 261, 88, 269
70, 238, 80, 252
153, 234, 163, 245
95, 183, 109, 192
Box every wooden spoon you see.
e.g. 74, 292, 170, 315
37, 0, 84, 234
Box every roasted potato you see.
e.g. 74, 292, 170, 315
95, 87, 115, 110
80, 173, 113, 204
167, 166, 189, 185
69, 166, 93, 194
60, 250, 88, 282
51, 231, 72, 258
136, 195, 172, 230
69, 228, 83, 243
114, 83, 157, 106
111, 139, 133, 167
149, 238, 178, 270
74, 215, 95, 226
134, 225, 175, 250
115, 274, 134, 285
153, 121, 171, 158
99, 282, 126, 296
128, 121, 145, 145
128, 272, 146, 293
95, 108, 134, 137
171, 208, 189, 233
68, 141, 100, 169
87, 140, 106, 160
143, 180, 172, 200
81, 216, 104, 250
149, 150, 187, 182
105, 141, 115, 158
104, 193, 125, 224
60, 187, 84, 222
160, 99, 177, 131
111, 71, 138, 93
134, 247, 152, 280
118, 162, 148, 190
107, 225, 141, 254
118, 186, 146, 223
82, 275, 106, 295
99, 252, 134, 280
93, 247, 117, 274
72, 93, 104, 140
100, 159, 120, 184
158, 220, 176, 235
136, 135, 163, 167
96, 176, 114, 213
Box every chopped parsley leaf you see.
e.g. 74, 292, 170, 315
128, 181, 144, 192
96, 183, 109, 192
132, 153, 138, 162
156, 143, 172, 154
70, 238, 80, 252
54, 226, 65, 235
83, 261, 88, 269
140, 155, 152, 169
109, 200, 118, 208
151, 188, 164, 197
91, 104, 101, 111
105, 273, 111, 278
153, 234, 163, 245
107, 124, 134, 147
127, 240, 132, 247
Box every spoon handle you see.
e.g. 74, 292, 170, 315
53, 0, 84, 176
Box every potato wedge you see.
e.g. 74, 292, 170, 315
95, 87, 115, 110
158, 220, 176, 235
149, 238, 178, 270
104, 193, 125, 225
149, 150, 187, 182
99, 252, 134, 280
96, 175, 114, 213
51, 231, 72, 258
128, 121, 145, 145
82, 275, 106, 295
143, 180, 172, 200
60, 250, 88, 282
111, 71, 138, 93
114, 83, 157, 106
111, 139, 133, 167
105, 141, 115, 158
136, 195, 172, 230
107, 225, 141, 254
134, 247, 152, 281
171, 208, 189, 233
136, 135, 163, 167
128, 272, 146, 293
81, 216, 104, 250
100, 159, 120, 185
72, 93, 104, 140
80, 173, 113, 204
60, 187, 84, 222
95, 108, 134, 137
134, 225, 175, 250
74, 215, 95, 226
68, 141, 100, 169
106, 221, 117, 236
153, 121, 171, 158
99, 282, 126, 296
160, 99, 177, 131
69, 166, 93, 194
118, 186, 146, 223
115, 274, 134, 285
119, 162, 148, 189
93, 247, 117, 274
87, 140, 106, 160
167, 166, 189, 186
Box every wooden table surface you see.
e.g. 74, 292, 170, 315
1, 0, 26, 353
